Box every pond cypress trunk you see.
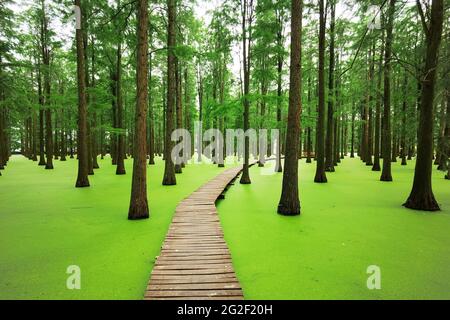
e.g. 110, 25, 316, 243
404, 0, 444, 211
278, 0, 302, 216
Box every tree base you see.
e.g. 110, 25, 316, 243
380, 174, 393, 182
162, 175, 177, 186
445, 174, 449, 180
149, 160, 155, 165
240, 171, 251, 184
314, 173, 327, 183
128, 201, 149, 220
45, 164, 54, 170
116, 170, 126, 175
75, 178, 90, 188
258, 162, 264, 167
277, 203, 300, 216
306, 159, 312, 164
175, 165, 182, 174
403, 193, 440, 211
218, 164, 225, 168
372, 163, 381, 171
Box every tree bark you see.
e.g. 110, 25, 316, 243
314, 0, 327, 183
380, 0, 395, 182
278, 0, 302, 216
162, 0, 177, 185
325, 0, 336, 172
240, 0, 253, 184
128, 0, 150, 220
116, 41, 126, 175
75, 0, 90, 188
404, 0, 444, 211
372, 31, 384, 171
174, 58, 183, 173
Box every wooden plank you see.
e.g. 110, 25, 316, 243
150, 269, 236, 275
145, 289, 243, 298
156, 259, 232, 265
147, 282, 241, 291
145, 296, 244, 300
153, 264, 233, 270
149, 274, 238, 282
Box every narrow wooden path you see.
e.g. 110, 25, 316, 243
144, 164, 253, 300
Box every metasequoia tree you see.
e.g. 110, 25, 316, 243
314, 0, 327, 183
162, 0, 177, 185
74, 0, 90, 188
239, 0, 255, 184
404, 0, 444, 211
277, 0, 302, 216
380, 0, 395, 182
128, 0, 149, 220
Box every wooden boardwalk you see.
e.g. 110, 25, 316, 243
144, 165, 250, 300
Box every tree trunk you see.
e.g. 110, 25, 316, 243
128, 0, 150, 220
148, 53, 155, 165
60, 108, 67, 161
314, 0, 327, 183
325, 0, 336, 172
278, 0, 302, 216
116, 41, 126, 175
162, 0, 177, 185
380, 0, 395, 182
240, 0, 253, 184
75, 0, 90, 188
174, 58, 183, 173
38, 66, 46, 166
404, 0, 444, 211
372, 31, 384, 171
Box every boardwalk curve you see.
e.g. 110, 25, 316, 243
144, 165, 251, 300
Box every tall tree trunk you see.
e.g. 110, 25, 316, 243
401, 73, 408, 166
278, 0, 302, 216
325, 0, 336, 172
350, 105, 355, 158
174, 58, 183, 173
74, 0, 90, 188
83, 25, 93, 175
148, 53, 155, 165
60, 108, 67, 161
446, 87, 450, 179
128, 0, 150, 220
42, 1, 53, 170
38, 65, 46, 166
372, 31, 384, 171
404, 0, 444, 211
162, 0, 177, 185
314, 0, 327, 183
116, 41, 126, 175
380, 0, 395, 182
91, 39, 99, 169
275, 10, 283, 173
240, 0, 253, 184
